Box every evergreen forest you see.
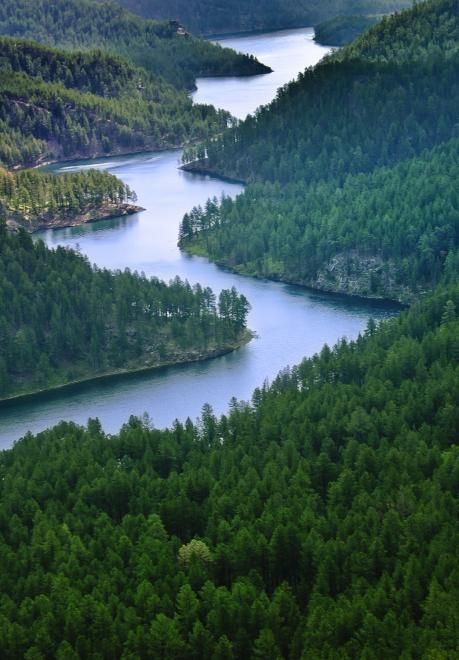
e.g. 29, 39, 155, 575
0, 0, 269, 90
118, 0, 409, 36
0, 167, 138, 230
181, 0, 459, 301
0, 0, 458, 657
0, 0, 270, 168
0, 38, 237, 169
0, 227, 250, 399
180, 138, 459, 302
0, 284, 457, 657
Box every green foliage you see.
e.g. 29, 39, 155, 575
0, 167, 136, 228
119, 0, 410, 36
178, 539, 213, 566
0, 228, 250, 398
181, 0, 459, 301
195, 59, 459, 187
0, 38, 233, 168
0, 0, 269, 90
180, 139, 459, 300
337, 0, 459, 63
0, 285, 457, 657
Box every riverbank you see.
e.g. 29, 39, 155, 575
0, 329, 254, 407
6, 202, 145, 233
181, 241, 412, 305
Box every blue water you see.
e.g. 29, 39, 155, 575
0, 29, 399, 448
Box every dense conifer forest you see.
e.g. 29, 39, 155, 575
181, 0, 459, 301
0, 0, 458, 656
180, 139, 459, 302
0, 38, 238, 169
0, 284, 457, 657
0, 167, 139, 231
118, 0, 409, 36
0, 227, 250, 399
0, 0, 269, 91
0, 0, 270, 168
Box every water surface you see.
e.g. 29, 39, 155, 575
193, 28, 330, 119
0, 29, 398, 447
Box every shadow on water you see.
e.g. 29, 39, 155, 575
40, 214, 139, 244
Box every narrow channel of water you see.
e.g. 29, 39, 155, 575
0, 29, 399, 448
193, 28, 330, 119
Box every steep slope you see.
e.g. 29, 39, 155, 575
181, 0, 459, 301
180, 139, 459, 301
0, 0, 269, 91
0, 38, 232, 168
337, 0, 459, 62
119, 0, 410, 36
0, 284, 457, 657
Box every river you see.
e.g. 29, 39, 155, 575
0, 28, 399, 448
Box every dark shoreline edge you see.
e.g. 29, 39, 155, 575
0, 330, 254, 409
7, 203, 145, 234
203, 24, 316, 40
180, 162, 247, 185
182, 244, 409, 308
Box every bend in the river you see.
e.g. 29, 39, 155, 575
0, 28, 400, 448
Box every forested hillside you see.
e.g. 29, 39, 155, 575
0, 228, 250, 399
119, 0, 409, 36
336, 0, 459, 62
181, 0, 459, 301
0, 39, 233, 168
0, 167, 140, 231
180, 139, 459, 301
0, 0, 269, 91
0, 284, 457, 657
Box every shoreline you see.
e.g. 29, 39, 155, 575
6, 203, 145, 234
180, 162, 247, 185
203, 24, 315, 40
181, 243, 408, 307
20, 144, 186, 173
0, 330, 254, 408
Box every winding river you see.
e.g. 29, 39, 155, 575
0, 28, 399, 448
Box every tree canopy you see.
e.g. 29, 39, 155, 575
0, 227, 250, 399
0, 38, 235, 168
0, 167, 138, 230
0, 0, 269, 90
181, 0, 459, 301
0, 283, 457, 657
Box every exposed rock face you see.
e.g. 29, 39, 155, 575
6, 203, 145, 233
309, 251, 415, 303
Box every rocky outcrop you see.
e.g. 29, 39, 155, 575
6, 203, 145, 233
308, 251, 415, 303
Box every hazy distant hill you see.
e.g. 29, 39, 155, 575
0, 0, 269, 90
119, 0, 410, 35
